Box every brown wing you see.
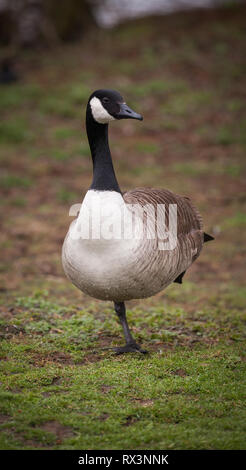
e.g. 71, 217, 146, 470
123, 187, 202, 233
123, 187, 204, 268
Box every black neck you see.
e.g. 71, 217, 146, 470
86, 106, 121, 193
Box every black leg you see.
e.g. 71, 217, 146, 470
113, 302, 148, 354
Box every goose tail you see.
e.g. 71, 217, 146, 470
204, 232, 214, 243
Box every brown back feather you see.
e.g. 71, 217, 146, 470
123, 187, 203, 236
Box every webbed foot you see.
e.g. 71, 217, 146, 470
113, 342, 148, 355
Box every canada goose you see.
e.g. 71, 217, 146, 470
62, 89, 214, 354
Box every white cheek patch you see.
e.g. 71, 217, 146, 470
90, 96, 116, 124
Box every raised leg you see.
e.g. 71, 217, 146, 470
113, 302, 148, 354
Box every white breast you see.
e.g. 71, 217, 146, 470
63, 190, 139, 300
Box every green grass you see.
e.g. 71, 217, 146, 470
0, 119, 32, 144
222, 212, 246, 228
216, 122, 246, 147
164, 90, 214, 117
0, 288, 245, 450
0, 85, 43, 111
0, 173, 32, 190
125, 79, 188, 98
40, 97, 78, 118
56, 189, 78, 203
52, 127, 80, 140
171, 161, 244, 177
133, 141, 160, 155
39, 83, 90, 119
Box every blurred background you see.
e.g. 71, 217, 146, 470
0, 0, 245, 293
0, 0, 246, 451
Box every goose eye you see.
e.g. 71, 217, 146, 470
102, 97, 109, 104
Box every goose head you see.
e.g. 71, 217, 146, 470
88, 89, 143, 125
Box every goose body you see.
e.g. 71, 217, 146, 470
62, 89, 213, 353
63, 188, 203, 302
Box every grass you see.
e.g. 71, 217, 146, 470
0, 287, 245, 450
0, 4, 246, 450
222, 212, 246, 228
0, 173, 32, 190
0, 119, 32, 144
171, 161, 244, 177
0, 84, 43, 111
